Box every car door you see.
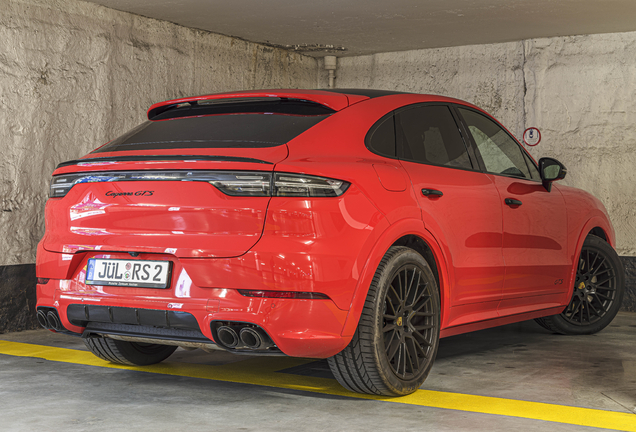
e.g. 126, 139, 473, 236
395, 104, 505, 318
456, 107, 570, 313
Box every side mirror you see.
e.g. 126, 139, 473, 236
539, 157, 567, 192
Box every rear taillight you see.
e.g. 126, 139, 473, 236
50, 173, 128, 198
209, 172, 271, 196
273, 173, 349, 197
49, 171, 349, 198
212, 172, 350, 197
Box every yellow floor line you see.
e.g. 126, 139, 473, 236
1, 340, 634, 431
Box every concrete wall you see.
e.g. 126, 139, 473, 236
0, 0, 319, 267
0, 0, 319, 332
335, 32, 636, 257
333, 42, 526, 139
523, 33, 636, 257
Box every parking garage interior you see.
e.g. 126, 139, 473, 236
1, 0, 635, 430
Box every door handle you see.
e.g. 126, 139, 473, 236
505, 198, 523, 206
421, 188, 443, 197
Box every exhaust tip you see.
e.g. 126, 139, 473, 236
37, 310, 49, 329
46, 311, 62, 331
239, 327, 262, 349
217, 326, 239, 348
240, 327, 273, 350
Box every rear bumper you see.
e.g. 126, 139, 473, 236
36, 186, 387, 358
36, 269, 351, 358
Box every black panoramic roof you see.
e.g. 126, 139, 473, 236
321, 89, 411, 98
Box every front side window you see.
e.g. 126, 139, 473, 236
396, 105, 473, 169
458, 108, 533, 179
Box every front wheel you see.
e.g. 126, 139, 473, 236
328, 246, 440, 396
535, 235, 625, 335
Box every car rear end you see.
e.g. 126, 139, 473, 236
36, 90, 385, 358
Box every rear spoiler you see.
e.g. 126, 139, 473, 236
147, 89, 369, 120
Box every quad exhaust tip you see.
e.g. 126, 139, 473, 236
46, 311, 63, 331
37, 308, 64, 332
239, 327, 271, 350
215, 323, 275, 351
36, 310, 48, 328
216, 326, 240, 348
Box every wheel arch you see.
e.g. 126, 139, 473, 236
392, 234, 441, 289
539, 233, 625, 335
588, 226, 609, 243
566, 215, 616, 301
340, 219, 450, 337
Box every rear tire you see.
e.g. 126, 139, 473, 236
533, 317, 553, 331
328, 246, 440, 396
534, 235, 624, 335
84, 337, 177, 366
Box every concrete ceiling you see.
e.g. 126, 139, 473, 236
85, 0, 636, 57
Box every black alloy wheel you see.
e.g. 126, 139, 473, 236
535, 235, 624, 335
328, 246, 440, 396
562, 246, 618, 325
382, 264, 437, 380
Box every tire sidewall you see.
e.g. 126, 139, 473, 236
371, 249, 441, 395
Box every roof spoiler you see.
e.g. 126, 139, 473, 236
147, 89, 369, 120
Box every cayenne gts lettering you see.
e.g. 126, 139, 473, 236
36, 89, 625, 397
105, 190, 154, 197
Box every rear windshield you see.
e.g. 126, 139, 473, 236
93, 99, 333, 153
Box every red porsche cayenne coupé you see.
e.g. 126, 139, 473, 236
36, 89, 625, 396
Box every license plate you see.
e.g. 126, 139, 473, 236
86, 259, 172, 289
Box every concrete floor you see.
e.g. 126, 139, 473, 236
1, 312, 635, 432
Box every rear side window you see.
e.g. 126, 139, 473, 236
396, 105, 473, 169
366, 114, 396, 157
93, 99, 333, 153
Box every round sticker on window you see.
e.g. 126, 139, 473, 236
523, 127, 541, 146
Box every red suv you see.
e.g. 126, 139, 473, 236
36, 89, 624, 396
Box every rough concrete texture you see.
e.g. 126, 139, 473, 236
523, 33, 636, 256
622, 257, 636, 312
0, 264, 38, 333
334, 32, 636, 257
335, 42, 526, 137
0, 0, 319, 266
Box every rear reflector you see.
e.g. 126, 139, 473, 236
237, 290, 330, 300
37, 278, 50, 284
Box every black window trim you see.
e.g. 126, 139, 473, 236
364, 102, 481, 174
452, 104, 542, 183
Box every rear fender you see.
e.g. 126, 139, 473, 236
340, 218, 450, 337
